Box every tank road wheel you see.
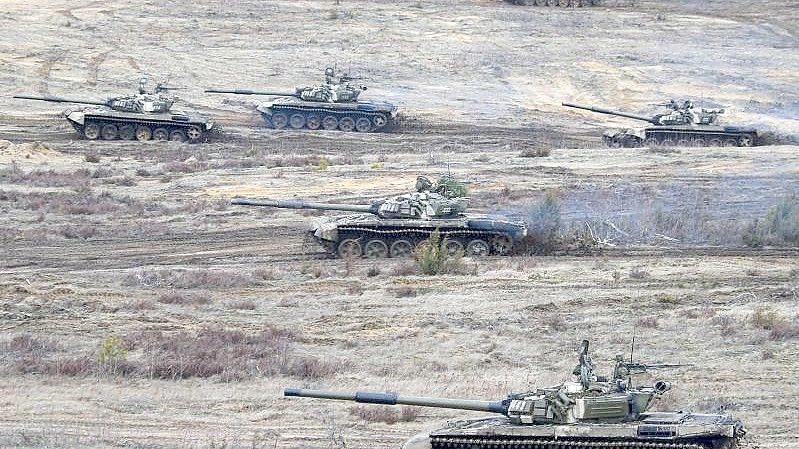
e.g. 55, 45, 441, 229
186, 125, 203, 142
101, 124, 118, 140
444, 238, 464, 256
373, 115, 387, 128
660, 139, 675, 147
169, 129, 187, 142
339, 116, 356, 132
739, 135, 754, 147
271, 112, 288, 129
692, 138, 706, 147
465, 239, 490, 257
337, 239, 362, 259
722, 138, 738, 147
306, 114, 322, 130
118, 124, 136, 140
676, 138, 690, 147
135, 125, 152, 141
355, 117, 372, 133
389, 239, 413, 258
491, 236, 513, 256
708, 138, 722, 147
289, 113, 306, 129
83, 123, 100, 140
153, 127, 169, 141
364, 239, 389, 259
322, 115, 338, 130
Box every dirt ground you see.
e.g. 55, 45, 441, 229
1, 1, 798, 449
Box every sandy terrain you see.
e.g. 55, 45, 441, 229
1, 1, 798, 449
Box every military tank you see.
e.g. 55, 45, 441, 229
13, 78, 215, 143
231, 177, 527, 258
284, 340, 747, 449
206, 67, 397, 132
562, 101, 758, 148
506, 0, 600, 6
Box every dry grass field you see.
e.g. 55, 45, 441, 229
1, 1, 798, 449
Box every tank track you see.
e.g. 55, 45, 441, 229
642, 130, 756, 148
431, 436, 713, 449
605, 130, 756, 148
326, 227, 517, 258
72, 116, 208, 143
264, 106, 391, 133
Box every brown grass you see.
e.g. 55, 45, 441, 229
124, 268, 260, 289
348, 405, 420, 424
1, 327, 341, 381
157, 291, 211, 306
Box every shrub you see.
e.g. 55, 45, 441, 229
158, 291, 211, 306
124, 269, 258, 289
97, 336, 130, 375
743, 195, 799, 247
520, 148, 551, 158
637, 316, 659, 329
751, 307, 782, 330
125, 326, 336, 380
391, 286, 417, 298
415, 230, 465, 275
230, 299, 256, 310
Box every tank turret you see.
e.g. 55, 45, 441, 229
13, 77, 215, 143
283, 340, 747, 449
205, 67, 396, 132
231, 177, 526, 258
562, 101, 757, 148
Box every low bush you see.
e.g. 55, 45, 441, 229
751, 307, 781, 330
1, 327, 340, 381
415, 230, 465, 275
520, 147, 551, 158
157, 291, 211, 306
743, 195, 799, 247
124, 268, 259, 289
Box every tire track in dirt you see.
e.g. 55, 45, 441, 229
1, 227, 326, 274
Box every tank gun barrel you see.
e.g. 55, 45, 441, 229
205, 88, 299, 97
562, 102, 657, 124
284, 388, 507, 414
13, 94, 108, 106
231, 197, 377, 214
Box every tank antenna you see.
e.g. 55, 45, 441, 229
630, 325, 636, 364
